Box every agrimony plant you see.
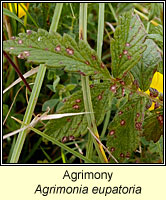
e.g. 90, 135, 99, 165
3, 7, 163, 163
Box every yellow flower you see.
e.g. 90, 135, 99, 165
8, 3, 28, 18
145, 72, 163, 110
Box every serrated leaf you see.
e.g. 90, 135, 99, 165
3, 29, 111, 79
143, 109, 163, 143
110, 10, 147, 79
107, 95, 146, 162
131, 39, 162, 91
44, 82, 114, 141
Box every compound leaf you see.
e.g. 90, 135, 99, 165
131, 39, 162, 91
3, 29, 111, 79
110, 10, 147, 79
107, 95, 146, 162
143, 109, 163, 143
44, 82, 114, 141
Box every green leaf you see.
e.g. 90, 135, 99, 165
131, 39, 162, 91
3, 29, 111, 79
148, 25, 163, 50
107, 95, 146, 162
3, 8, 25, 29
42, 99, 59, 112
44, 82, 114, 141
116, 3, 134, 15
143, 109, 163, 143
148, 34, 163, 45
66, 84, 77, 91
148, 136, 163, 154
53, 76, 60, 91
110, 10, 147, 79
148, 3, 163, 21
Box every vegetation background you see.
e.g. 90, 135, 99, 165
3, 3, 163, 164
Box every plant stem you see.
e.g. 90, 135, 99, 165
101, 99, 111, 137
49, 3, 63, 33
99, 4, 111, 138
133, 3, 148, 14
79, 3, 108, 163
9, 3, 63, 163
134, 9, 159, 26
97, 3, 105, 59
108, 3, 118, 22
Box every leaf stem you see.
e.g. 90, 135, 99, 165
9, 3, 63, 163
79, 3, 108, 163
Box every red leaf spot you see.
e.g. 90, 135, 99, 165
120, 120, 126, 126
17, 53, 24, 59
62, 136, 68, 143
66, 48, 74, 55
127, 55, 131, 60
126, 152, 130, 158
18, 40, 23, 44
109, 130, 115, 136
85, 61, 90, 65
110, 84, 116, 93
98, 95, 102, 100
122, 88, 125, 96
123, 50, 128, 55
73, 104, 79, 109
118, 111, 123, 115
110, 147, 115, 152
26, 30, 32, 35
91, 55, 96, 60
135, 122, 142, 131
136, 113, 140, 118
55, 45, 61, 52
120, 153, 124, 158
11, 36, 16, 40
100, 63, 105, 69
75, 99, 81, 103
120, 80, 125, 85
126, 43, 130, 47
69, 135, 75, 140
